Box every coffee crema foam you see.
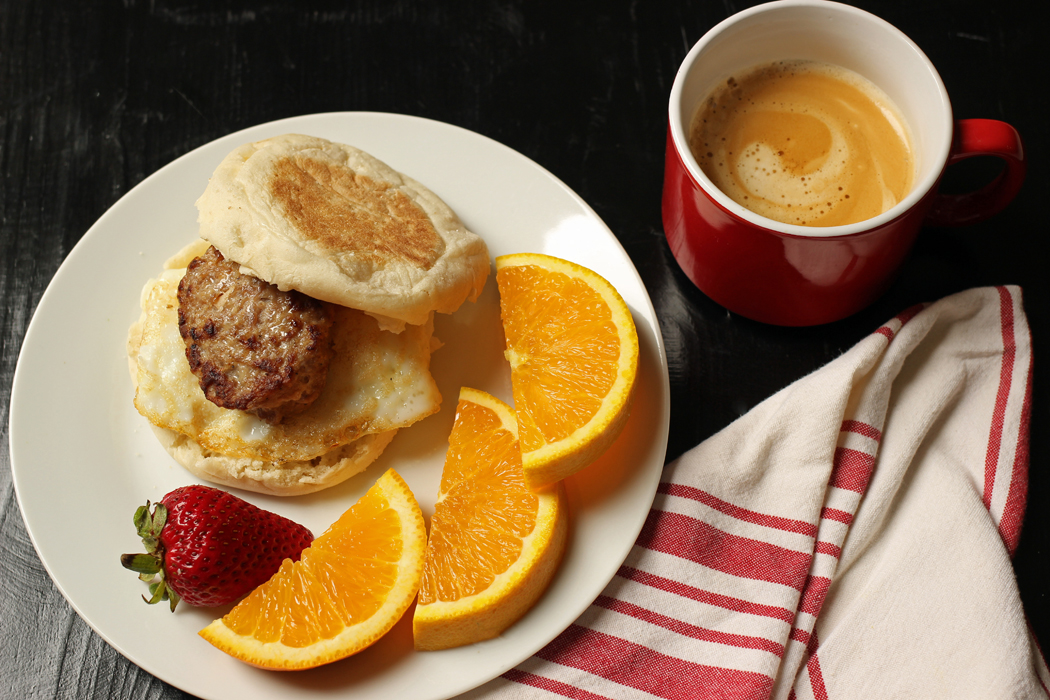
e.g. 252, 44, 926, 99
689, 61, 915, 227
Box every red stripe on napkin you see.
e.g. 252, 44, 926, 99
617, 566, 796, 623
829, 448, 875, 493
840, 420, 881, 442
536, 625, 775, 700
819, 507, 853, 525
501, 669, 616, 700
1000, 348, 1032, 555
659, 483, 818, 537
805, 634, 830, 700
593, 595, 785, 656
896, 303, 926, 327
638, 511, 811, 590
983, 286, 1017, 511
873, 303, 925, 340
815, 541, 841, 559
798, 576, 832, 616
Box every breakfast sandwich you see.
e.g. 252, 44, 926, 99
127, 134, 490, 496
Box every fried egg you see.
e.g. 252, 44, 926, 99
128, 260, 442, 466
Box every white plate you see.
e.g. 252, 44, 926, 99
9, 113, 670, 700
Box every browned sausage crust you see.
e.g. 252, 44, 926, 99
176, 246, 334, 423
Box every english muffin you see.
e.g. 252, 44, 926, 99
195, 133, 490, 332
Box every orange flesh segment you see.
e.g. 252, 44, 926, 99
221, 494, 401, 647
498, 263, 621, 453
419, 398, 538, 604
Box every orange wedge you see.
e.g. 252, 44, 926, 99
495, 253, 639, 491
199, 469, 426, 670
413, 387, 568, 651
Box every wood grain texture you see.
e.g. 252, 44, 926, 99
2, 0, 1046, 698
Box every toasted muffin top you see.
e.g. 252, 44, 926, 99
195, 133, 490, 331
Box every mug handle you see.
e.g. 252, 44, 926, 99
925, 119, 1026, 227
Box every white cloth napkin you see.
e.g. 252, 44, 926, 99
464, 285, 1046, 699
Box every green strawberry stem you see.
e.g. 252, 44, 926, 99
120, 553, 160, 574
121, 501, 180, 612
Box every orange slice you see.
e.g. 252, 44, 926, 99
199, 469, 426, 670
495, 253, 639, 491
413, 387, 568, 651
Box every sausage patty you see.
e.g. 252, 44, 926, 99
177, 246, 334, 423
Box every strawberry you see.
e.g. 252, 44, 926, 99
120, 485, 313, 611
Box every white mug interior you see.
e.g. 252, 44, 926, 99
669, 0, 954, 238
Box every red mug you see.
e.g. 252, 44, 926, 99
662, 0, 1025, 326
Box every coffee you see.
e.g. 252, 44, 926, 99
688, 60, 914, 227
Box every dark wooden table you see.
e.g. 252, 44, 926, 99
2, 1, 1046, 698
